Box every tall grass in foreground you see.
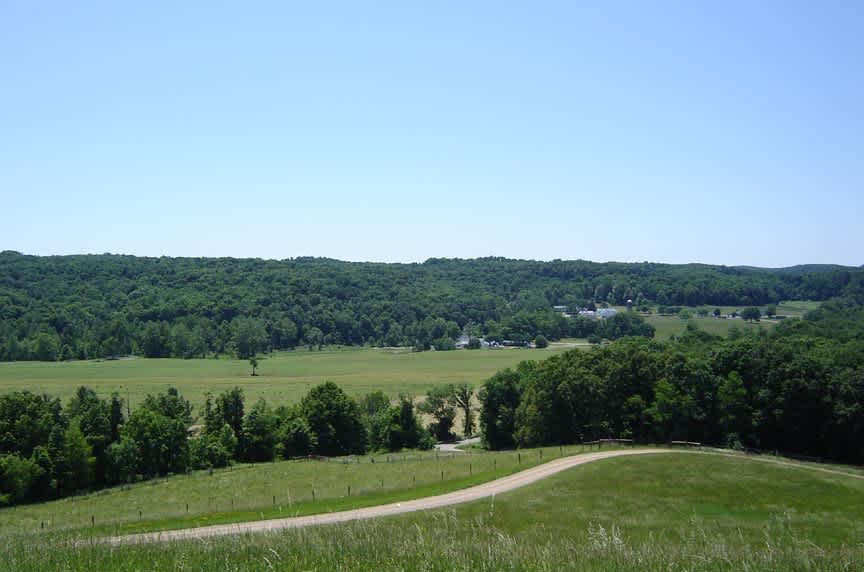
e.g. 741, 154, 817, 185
2, 513, 861, 572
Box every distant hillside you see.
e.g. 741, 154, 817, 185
0, 252, 861, 361
733, 263, 859, 274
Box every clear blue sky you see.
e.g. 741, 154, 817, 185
1, 1, 861, 267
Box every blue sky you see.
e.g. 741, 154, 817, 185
1, 1, 861, 266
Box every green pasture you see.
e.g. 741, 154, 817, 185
0, 346, 564, 410
606, 299, 818, 340
611, 300, 818, 318
0, 444, 590, 536
0, 301, 818, 408
433, 452, 864, 546
776, 299, 821, 316
645, 315, 773, 340
3, 451, 863, 571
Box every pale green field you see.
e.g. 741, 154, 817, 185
0, 346, 565, 410
776, 299, 821, 316
0, 444, 590, 536
3, 452, 863, 572
635, 299, 818, 340
611, 300, 818, 318
0, 302, 817, 407
646, 315, 773, 340
437, 452, 864, 546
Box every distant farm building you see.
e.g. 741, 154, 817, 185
455, 335, 489, 349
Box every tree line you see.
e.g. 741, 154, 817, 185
479, 286, 864, 465
1, 251, 858, 361
0, 381, 480, 507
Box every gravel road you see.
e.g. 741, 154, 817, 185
434, 436, 481, 452
108, 448, 669, 545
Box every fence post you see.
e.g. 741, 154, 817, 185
441, 470, 444, 481
186, 503, 189, 514
518, 453, 521, 464
348, 485, 351, 497
91, 515, 94, 528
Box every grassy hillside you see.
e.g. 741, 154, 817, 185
433, 453, 864, 546
2, 452, 862, 571
0, 346, 566, 409
0, 444, 589, 536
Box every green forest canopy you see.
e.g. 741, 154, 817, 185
479, 290, 864, 465
0, 251, 860, 361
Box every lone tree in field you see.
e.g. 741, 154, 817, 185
250, 357, 259, 376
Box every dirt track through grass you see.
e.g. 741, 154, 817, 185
106, 447, 864, 545
109, 449, 669, 544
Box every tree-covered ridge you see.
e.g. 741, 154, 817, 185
0, 251, 860, 361
479, 288, 864, 465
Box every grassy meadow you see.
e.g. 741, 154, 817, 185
0, 301, 817, 409
636, 299, 819, 340
2, 451, 862, 571
645, 314, 772, 339
0, 443, 591, 536
436, 452, 864, 546
0, 346, 568, 410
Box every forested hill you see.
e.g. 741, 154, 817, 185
0, 251, 860, 361
478, 287, 864, 465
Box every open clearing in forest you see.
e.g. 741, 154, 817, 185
0, 346, 564, 410
628, 300, 818, 340
0, 301, 818, 408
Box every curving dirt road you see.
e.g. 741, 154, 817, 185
434, 436, 481, 453
108, 448, 669, 545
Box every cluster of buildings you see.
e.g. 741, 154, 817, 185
454, 335, 531, 349
553, 305, 619, 320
